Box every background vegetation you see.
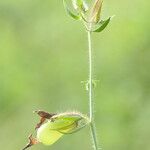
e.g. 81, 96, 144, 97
0, 0, 149, 150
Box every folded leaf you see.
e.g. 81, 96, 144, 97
50, 112, 89, 132
93, 17, 111, 32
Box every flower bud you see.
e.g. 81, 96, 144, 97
89, 0, 103, 23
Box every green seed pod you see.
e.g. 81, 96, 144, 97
37, 112, 90, 145
37, 122, 63, 145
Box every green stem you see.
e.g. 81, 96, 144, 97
88, 31, 93, 121
90, 123, 99, 150
87, 31, 99, 150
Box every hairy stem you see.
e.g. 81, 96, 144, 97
88, 31, 93, 121
87, 31, 99, 150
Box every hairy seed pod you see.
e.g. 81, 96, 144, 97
37, 122, 63, 145
37, 112, 90, 145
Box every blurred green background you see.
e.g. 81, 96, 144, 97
0, 0, 150, 150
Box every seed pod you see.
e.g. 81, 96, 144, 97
37, 123, 63, 145
89, 0, 103, 23
37, 112, 90, 145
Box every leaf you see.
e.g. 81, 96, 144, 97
59, 117, 88, 134
72, 0, 89, 12
50, 112, 89, 132
63, 0, 81, 20
72, 0, 82, 9
93, 16, 112, 32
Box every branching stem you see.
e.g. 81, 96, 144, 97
87, 30, 99, 150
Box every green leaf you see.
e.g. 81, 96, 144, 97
48, 115, 81, 130
72, 0, 83, 9
54, 112, 90, 134
50, 112, 89, 133
72, 0, 89, 12
93, 17, 112, 32
63, 0, 81, 20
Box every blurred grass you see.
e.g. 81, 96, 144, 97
0, 0, 150, 150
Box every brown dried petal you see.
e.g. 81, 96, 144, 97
34, 110, 56, 129
34, 110, 56, 119
22, 135, 39, 150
